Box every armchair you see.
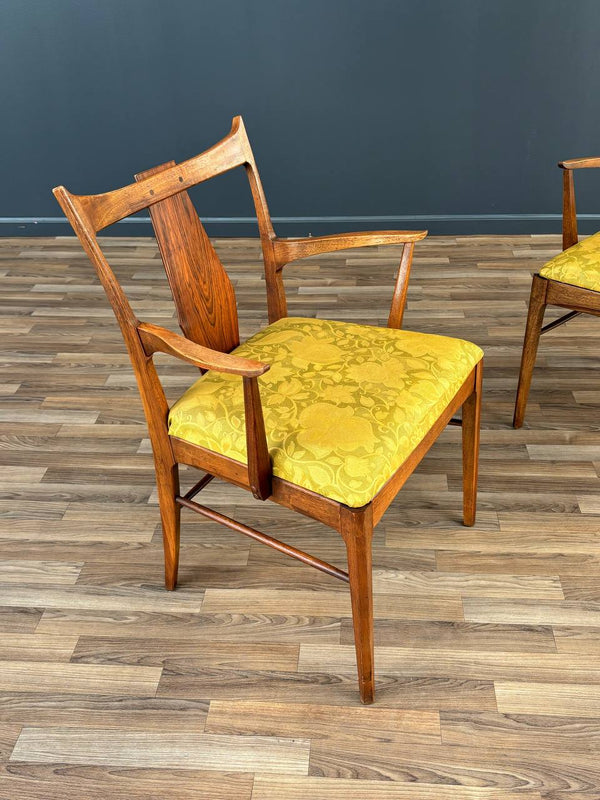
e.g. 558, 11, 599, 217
513, 156, 600, 427
54, 117, 483, 703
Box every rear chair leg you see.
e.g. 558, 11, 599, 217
341, 504, 375, 704
513, 275, 547, 428
156, 461, 181, 591
462, 361, 483, 527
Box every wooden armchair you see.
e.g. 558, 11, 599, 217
54, 116, 483, 704
513, 157, 600, 428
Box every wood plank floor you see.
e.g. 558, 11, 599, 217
0, 233, 599, 798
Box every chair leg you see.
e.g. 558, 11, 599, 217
462, 361, 483, 527
156, 461, 181, 591
340, 504, 375, 704
513, 275, 547, 428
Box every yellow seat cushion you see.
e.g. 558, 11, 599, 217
539, 231, 600, 292
169, 317, 483, 507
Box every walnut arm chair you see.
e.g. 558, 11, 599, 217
53, 116, 483, 704
513, 157, 600, 428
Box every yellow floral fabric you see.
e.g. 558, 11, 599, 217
539, 231, 600, 292
168, 317, 483, 507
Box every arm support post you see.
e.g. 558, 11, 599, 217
138, 321, 272, 500
558, 157, 600, 251
561, 167, 578, 250
388, 241, 415, 328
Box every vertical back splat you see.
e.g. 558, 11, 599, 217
135, 162, 239, 352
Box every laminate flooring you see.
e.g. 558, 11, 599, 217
0, 234, 599, 798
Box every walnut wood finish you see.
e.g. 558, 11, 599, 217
176, 494, 349, 583
134, 163, 239, 352
271, 230, 426, 264
545, 279, 600, 316
52, 117, 480, 703
513, 276, 548, 429
513, 159, 600, 428
242, 376, 271, 501
540, 309, 581, 334
170, 437, 342, 530
560, 167, 578, 250
462, 361, 483, 527
387, 241, 415, 329
559, 156, 600, 169
271, 232, 424, 328
340, 504, 375, 705
371, 368, 477, 527
138, 322, 269, 377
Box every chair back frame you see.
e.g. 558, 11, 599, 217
53, 117, 282, 501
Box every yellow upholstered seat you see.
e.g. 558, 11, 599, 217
539, 231, 600, 292
169, 317, 483, 507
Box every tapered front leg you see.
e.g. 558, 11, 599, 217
513, 275, 548, 428
462, 361, 483, 527
156, 461, 181, 591
340, 504, 375, 704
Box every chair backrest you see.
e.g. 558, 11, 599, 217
53, 116, 277, 354
134, 161, 240, 352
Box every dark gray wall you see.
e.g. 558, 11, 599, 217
2, 0, 599, 236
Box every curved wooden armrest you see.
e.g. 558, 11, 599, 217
559, 157, 600, 170
270, 230, 426, 330
272, 230, 428, 268
557, 159, 600, 250
137, 322, 270, 377
138, 322, 272, 501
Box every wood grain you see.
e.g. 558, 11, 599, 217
10, 727, 310, 773
205, 699, 441, 744
340, 619, 557, 652
35, 608, 340, 642
70, 637, 299, 670
0, 661, 160, 695
0, 765, 253, 800
309, 736, 599, 789
0, 634, 77, 662
200, 588, 465, 620
298, 644, 600, 683
157, 671, 498, 710
0, 693, 209, 731
0, 585, 204, 613
0, 559, 82, 584
440, 710, 600, 752
252, 776, 541, 800
372, 569, 563, 599
463, 599, 600, 627
495, 681, 600, 718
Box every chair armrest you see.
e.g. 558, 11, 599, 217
137, 322, 270, 377
556, 159, 600, 250
272, 230, 427, 268
138, 322, 272, 500
271, 230, 426, 330
559, 157, 600, 170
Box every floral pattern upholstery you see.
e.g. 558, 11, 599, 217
539, 231, 600, 292
168, 317, 483, 507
